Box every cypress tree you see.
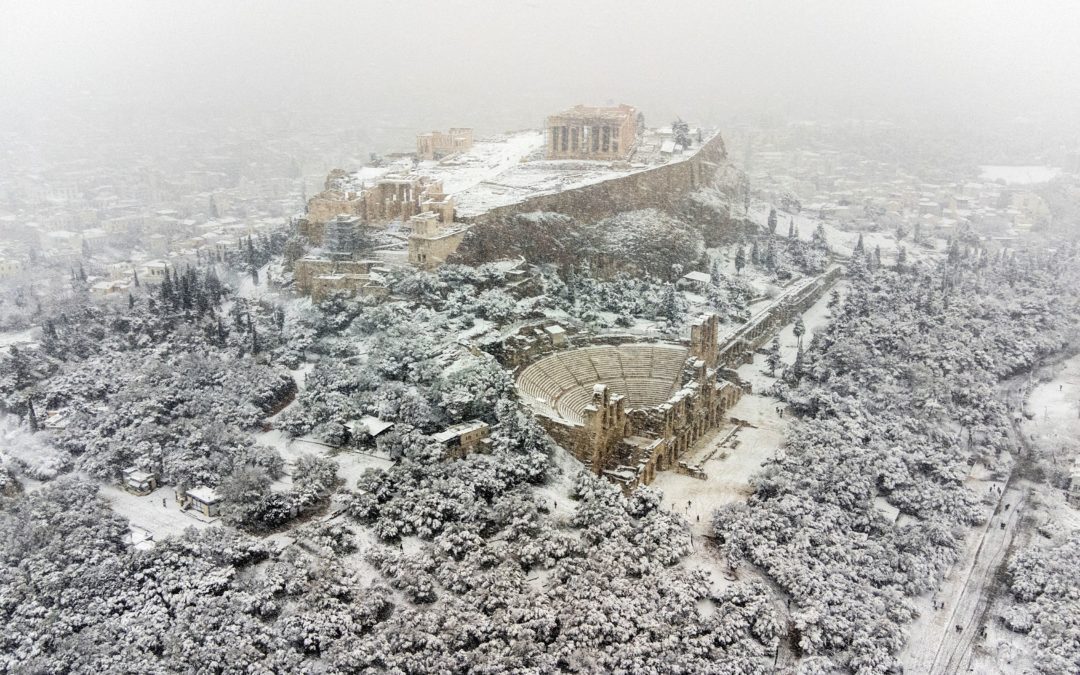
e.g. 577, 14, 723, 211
160, 271, 174, 308
660, 284, 680, 324
248, 313, 259, 355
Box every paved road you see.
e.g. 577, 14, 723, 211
901, 374, 1034, 674
932, 489, 1026, 674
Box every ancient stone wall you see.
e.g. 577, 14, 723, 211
517, 268, 841, 492
461, 132, 727, 226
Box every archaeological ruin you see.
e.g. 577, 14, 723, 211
416, 128, 474, 161
545, 104, 639, 161
292, 103, 729, 300
513, 268, 842, 491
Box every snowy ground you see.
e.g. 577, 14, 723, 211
97, 483, 213, 549
235, 263, 273, 301
742, 280, 843, 394
1023, 356, 1080, 467
653, 399, 790, 538
746, 202, 943, 262
0, 326, 39, 348
655, 279, 839, 538
532, 445, 585, 523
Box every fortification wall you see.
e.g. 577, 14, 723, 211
461, 132, 727, 226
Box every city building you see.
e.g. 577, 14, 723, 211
122, 466, 157, 495
182, 486, 222, 518
433, 419, 491, 459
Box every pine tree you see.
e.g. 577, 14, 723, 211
128, 293, 135, 310
766, 337, 782, 376
764, 239, 777, 270
205, 268, 222, 302
9, 346, 30, 390
160, 272, 174, 309
854, 233, 865, 254
788, 217, 796, 239
873, 245, 882, 270
812, 223, 828, 252
660, 284, 680, 325
246, 236, 258, 285
180, 268, 193, 311
793, 316, 805, 349
217, 316, 228, 346
750, 240, 760, 265
767, 207, 778, 235
132, 268, 140, 287
792, 343, 805, 380
897, 245, 908, 271
848, 247, 869, 279
78, 264, 87, 282
827, 289, 841, 310
735, 246, 746, 275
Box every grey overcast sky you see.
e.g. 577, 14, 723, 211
3, 0, 1080, 134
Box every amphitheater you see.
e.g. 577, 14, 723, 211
514, 322, 742, 490
512, 268, 844, 490
516, 344, 689, 425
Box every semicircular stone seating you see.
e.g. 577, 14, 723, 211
516, 344, 688, 425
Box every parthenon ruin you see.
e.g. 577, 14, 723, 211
545, 104, 639, 161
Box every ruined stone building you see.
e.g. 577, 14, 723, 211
300, 172, 453, 245
408, 211, 469, 270
295, 106, 729, 301
513, 269, 841, 491
416, 128, 474, 160
514, 315, 739, 491
293, 256, 389, 303
545, 104, 638, 161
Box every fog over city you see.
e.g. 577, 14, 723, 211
2, 3, 1080, 675
5, 1, 1080, 137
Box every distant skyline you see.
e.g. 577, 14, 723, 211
4, 1, 1080, 140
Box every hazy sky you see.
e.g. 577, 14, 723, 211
4, 0, 1080, 136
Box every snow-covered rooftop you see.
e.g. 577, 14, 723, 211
187, 486, 221, 504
